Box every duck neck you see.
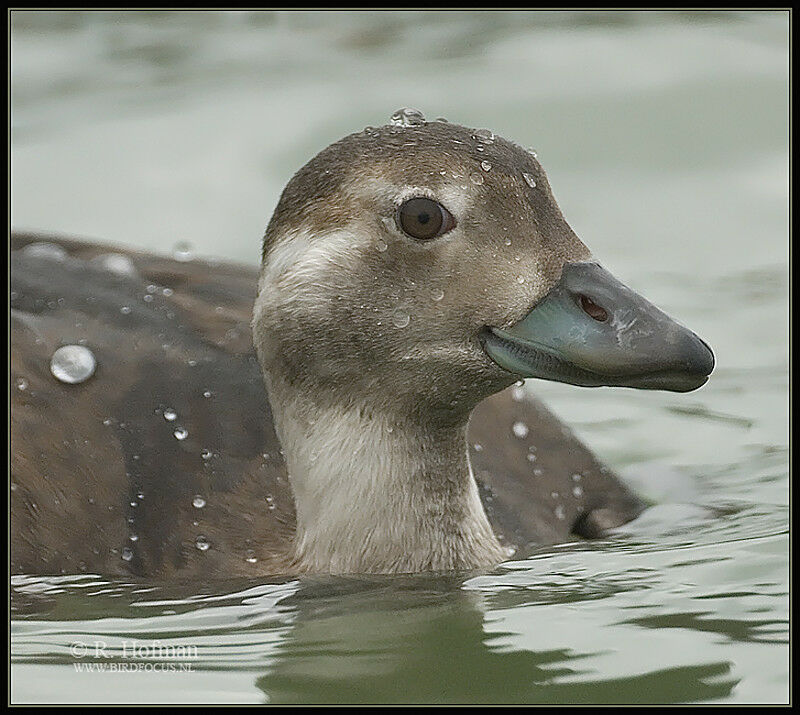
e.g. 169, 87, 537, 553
266, 381, 505, 574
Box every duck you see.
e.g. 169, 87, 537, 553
10, 110, 714, 578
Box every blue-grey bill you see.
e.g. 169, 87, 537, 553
481, 262, 715, 392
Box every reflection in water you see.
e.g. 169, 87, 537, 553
256, 577, 738, 704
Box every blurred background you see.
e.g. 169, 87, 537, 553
11, 11, 789, 704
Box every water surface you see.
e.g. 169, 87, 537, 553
10, 10, 788, 704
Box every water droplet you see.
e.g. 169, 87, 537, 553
572, 485, 584, 498
516, 276, 525, 284
522, 172, 537, 188
121, 547, 134, 561
173, 241, 194, 262
390, 107, 426, 127
143, 294, 154, 303
50, 345, 96, 384
195, 535, 210, 551
163, 409, 177, 422
526, 453, 537, 463
192, 495, 206, 509
392, 310, 410, 328
129, 534, 139, 542
162, 287, 174, 297
528, 148, 538, 158
512, 421, 529, 438
551, 491, 559, 499
245, 549, 258, 564
572, 473, 582, 482
480, 161, 492, 172
146, 284, 158, 294
265, 495, 276, 511
434, 116, 449, 123
472, 128, 495, 143
201, 449, 213, 461
202, 390, 212, 398
120, 305, 131, 314
431, 288, 444, 302
102, 418, 113, 426
533, 468, 543, 476
16, 377, 28, 391
91, 253, 137, 277
555, 504, 566, 520
470, 172, 484, 186
174, 427, 188, 441
375, 238, 388, 252
20, 242, 68, 261
473, 443, 483, 452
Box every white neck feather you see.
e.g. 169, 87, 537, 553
267, 382, 505, 574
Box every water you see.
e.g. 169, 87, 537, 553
10, 11, 788, 704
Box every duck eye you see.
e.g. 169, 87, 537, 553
396, 197, 455, 240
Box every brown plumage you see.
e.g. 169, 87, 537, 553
10, 232, 642, 578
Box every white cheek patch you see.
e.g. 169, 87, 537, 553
259, 228, 363, 297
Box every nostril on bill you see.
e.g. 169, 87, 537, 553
579, 294, 608, 322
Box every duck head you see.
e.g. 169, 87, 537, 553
254, 112, 714, 422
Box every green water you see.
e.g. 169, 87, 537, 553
10, 11, 788, 704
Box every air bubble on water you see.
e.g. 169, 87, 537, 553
193, 495, 206, 509
480, 161, 492, 172
20, 242, 68, 261
195, 535, 210, 551
512, 421, 529, 439
173, 242, 194, 262
522, 172, 537, 189
390, 107, 426, 127
91, 253, 138, 277
163, 409, 177, 422
392, 310, 410, 328
174, 427, 188, 441
50, 345, 96, 384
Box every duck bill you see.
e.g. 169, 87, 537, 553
481, 262, 715, 392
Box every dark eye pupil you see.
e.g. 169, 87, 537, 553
397, 197, 450, 240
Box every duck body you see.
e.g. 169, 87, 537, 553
11, 113, 712, 578
10, 234, 641, 577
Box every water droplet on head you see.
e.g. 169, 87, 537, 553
431, 288, 444, 302
555, 504, 566, 520
192, 495, 206, 509
516, 276, 526, 284
390, 107, 426, 127
375, 238, 388, 253
203, 390, 212, 398
473, 443, 483, 452
572, 473, 582, 482
201, 449, 213, 461
121, 547, 134, 561
163, 409, 177, 422
527, 453, 537, 463
172, 242, 194, 262
572, 485, 584, 498
522, 172, 537, 189
470, 172, 484, 186
195, 535, 210, 551
265, 495, 276, 511
245, 549, 258, 564
480, 161, 492, 172
512, 421, 529, 439
50, 345, 96, 384
16, 377, 28, 391
162, 287, 174, 297
472, 128, 495, 143
174, 427, 188, 441
120, 306, 131, 315
129, 533, 139, 542
392, 310, 410, 328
